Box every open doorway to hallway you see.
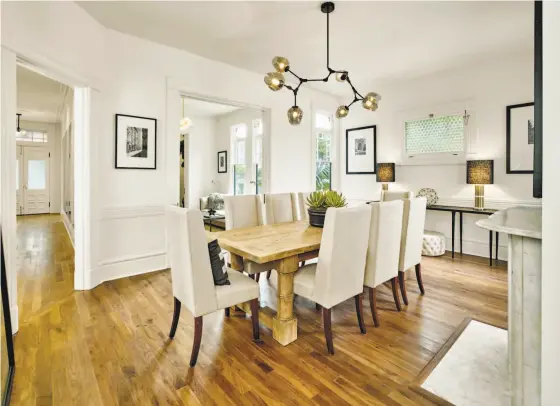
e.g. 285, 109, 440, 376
15, 65, 75, 324
179, 96, 267, 230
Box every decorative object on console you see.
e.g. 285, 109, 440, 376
306, 190, 347, 227
466, 160, 494, 210
376, 163, 395, 190
417, 188, 438, 206
217, 151, 227, 173
506, 102, 534, 174
346, 125, 377, 174
263, 2, 381, 124
115, 114, 157, 169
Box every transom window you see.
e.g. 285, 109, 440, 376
405, 114, 464, 156
16, 130, 48, 143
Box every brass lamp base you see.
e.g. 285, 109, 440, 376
474, 185, 485, 210
382, 183, 389, 191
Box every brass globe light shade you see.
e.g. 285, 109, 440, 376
336, 105, 349, 118
264, 72, 285, 91
287, 106, 303, 125
272, 56, 289, 73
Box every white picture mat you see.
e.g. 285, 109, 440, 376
116, 115, 156, 168
347, 128, 375, 173
218, 151, 227, 171
509, 105, 534, 171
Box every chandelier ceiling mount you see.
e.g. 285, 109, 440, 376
264, 1, 381, 124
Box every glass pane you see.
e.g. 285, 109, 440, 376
316, 113, 332, 130
234, 164, 246, 195
236, 140, 245, 165
27, 160, 46, 190
256, 164, 262, 195
253, 136, 262, 166
316, 132, 331, 162
232, 124, 247, 139
252, 119, 263, 135
405, 115, 464, 155
316, 162, 331, 191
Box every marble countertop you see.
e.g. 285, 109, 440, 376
476, 206, 542, 239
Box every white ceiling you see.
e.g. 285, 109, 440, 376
17, 66, 68, 123
77, 1, 533, 98
182, 97, 240, 118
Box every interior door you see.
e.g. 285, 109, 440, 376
22, 147, 50, 215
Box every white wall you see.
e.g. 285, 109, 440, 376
16, 120, 61, 215
1, 1, 341, 289
214, 108, 263, 195
340, 52, 540, 259
186, 115, 215, 209
541, 2, 560, 403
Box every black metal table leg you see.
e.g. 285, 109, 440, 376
459, 212, 463, 255
495, 232, 499, 262
451, 211, 455, 258
489, 231, 493, 266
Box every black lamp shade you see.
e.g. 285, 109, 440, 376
376, 163, 395, 183
466, 160, 494, 185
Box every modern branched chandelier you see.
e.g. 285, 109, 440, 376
264, 1, 381, 125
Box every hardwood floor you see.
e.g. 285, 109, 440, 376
12, 214, 507, 405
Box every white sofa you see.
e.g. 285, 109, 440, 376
199, 193, 228, 229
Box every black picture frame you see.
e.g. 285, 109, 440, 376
0, 229, 15, 406
115, 114, 157, 170
506, 102, 534, 174
217, 151, 228, 173
346, 125, 377, 174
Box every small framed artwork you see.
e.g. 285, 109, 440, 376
115, 114, 157, 169
218, 151, 228, 173
346, 125, 377, 174
506, 102, 534, 174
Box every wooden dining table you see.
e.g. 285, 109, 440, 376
207, 221, 323, 346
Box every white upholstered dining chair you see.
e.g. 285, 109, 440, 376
165, 206, 260, 367
364, 200, 404, 326
223, 195, 272, 282
263, 193, 299, 224
296, 192, 311, 220
272, 205, 372, 354
397, 197, 428, 305
380, 190, 414, 202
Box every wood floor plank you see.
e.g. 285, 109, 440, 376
12, 214, 507, 405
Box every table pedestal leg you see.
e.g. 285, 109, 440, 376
451, 212, 456, 258
272, 255, 298, 346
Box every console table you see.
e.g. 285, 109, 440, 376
427, 205, 499, 266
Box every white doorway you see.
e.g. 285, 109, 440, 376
16, 146, 51, 215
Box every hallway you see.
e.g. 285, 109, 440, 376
17, 215, 74, 323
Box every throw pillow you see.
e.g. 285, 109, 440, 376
208, 193, 224, 210
208, 239, 230, 285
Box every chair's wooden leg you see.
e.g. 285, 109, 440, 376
189, 316, 203, 367
399, 271, 409, 306
322, 307, 334, 355
224, 307, 230, 317
391, 277, 402, 312
354, 293, 366, 334
255, 273, 261, 283
316, 303, 321, 311
368, 287, 380, 327
249, 274, 255, 280
301, 261, 306, 266
415, 263, 425, 295
169, 297, 181, 338
266, 270, 272, 279
250, 298, 260, 341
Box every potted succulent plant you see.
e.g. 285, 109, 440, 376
306, 190, 347, 227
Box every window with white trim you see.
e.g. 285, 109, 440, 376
315, 112, 332, 190
252, 119, 263, 194
16, 129, 48, 143
231, 123, 247, 195
405, 114, 464, 157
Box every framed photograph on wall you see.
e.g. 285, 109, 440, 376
115, 114, 157, 169
506, 102, 534, 174
218, 150, 228, 173
346, 125, 377, 174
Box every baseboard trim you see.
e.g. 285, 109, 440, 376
61, 211, 75, 248
90, 251, 167, 288
442, 236, 508, 261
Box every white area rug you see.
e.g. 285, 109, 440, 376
421, 320, 510, 406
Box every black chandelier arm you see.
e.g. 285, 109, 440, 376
345, 75, 364, 99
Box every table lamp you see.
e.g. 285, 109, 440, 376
466, 160, 493, 210
376, 163, 395, 191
